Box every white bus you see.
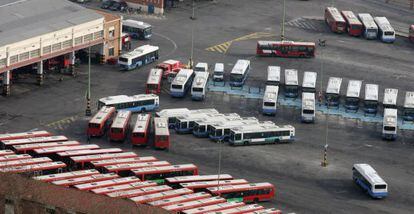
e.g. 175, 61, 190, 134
383, 88, 398, 109
302, 71, 317, 93
194, 62, 208, 73
374, 17, 395, 43
266, 66, 280, 86
98, 94, 159, 112
175, 109, 220, 134
122, 19, 152, 40
284, 69, 299, 98
262, 85, 279, 115
302, 92, 315, 123
325, 77, 342, 107
229, 59, 250, 87
208, 118, 260, 142
364, 84, 379, 114
403, 91, 414, 121
345, 80, 362, 111
118, 45, 159, 70
170, 69, 195, 98
192, 113, 241, 138
382, 108, 397, 140
213, 63, 224, 81
358, 13, 378, 40
229, 123, 295, 146
353, 164, 388, 198
191, 72, 209, 101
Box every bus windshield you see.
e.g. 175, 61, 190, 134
346, 98, 359, 106
147, 84, 158, 90
384, 126, 396, 131
384, 31, 394, 36
365, 100, 377, 109
144, 27, 152, 36
303, 109, 314, 114
193, 88, 203, 92
285, 85, 298, 94
326, 94, 340, 102
119, 57, 128, 62
230, 74, 243, 82
171, 84, 182, 89
404, 108, 414, 116
375, 184, 387, 189
264, 102, 275, 107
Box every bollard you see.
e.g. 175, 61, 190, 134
321, 145, 328, 167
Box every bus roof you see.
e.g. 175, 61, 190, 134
132, 114, 151, 133
132, 164, 198, 175
120, 45, 159, 60
326, 77, 342, 94
194, 114, 241, 126
206, 204, 264, 214
207, 182, 274, 193
99, 94, 158, 106
52, 173, 119, 187
326, 7, 346, 22
91, 181, 157, 194
404, 91, 414, 108
33, 169, 100, 182
284, 69, 298, 85
0, 154, 32, 162
0, 157, 52, 168
130, 188, 194, 204
172, 69, 194, 85
122, 19, 151, 29
365, 84, 379, 101
383, 88, 398, 106
374, 17, 394, 32
34, 143, 97, 155
267, 66, 280, 82
13, 141, 80, 152
0, 161, 66, 173
357, 13, 378, 29
70, 152, 138, 163
353, 164, 387, 186
263, 86, 279, 103
231, 60, 250, 75
302, 71, 317, 89
257, 40, 316, 46
0, 130, 51, 141
89, 106, 115, 125
166, 174, 233, 184
383, 108, 398, 126
106, 185, 172, 198
74, 176, 141, 191
346, 80, 362, 98
177, 112, 221, 122
302, 92, 315, 109
104, 161, 171, 173
147, 68, 163, 85
148, 192, 211, 207
156, 108, 190, 118
1, 135, 68, 146
192, 72, 209, 88
341, 11, 362, 25
57, 148, 123, 157
231, 123, 294, 134
180, 179, 249, 189
91, 156, 158, 167
154, 117, 170, 136
183, 201, 245, 214
111, 111, 131, 129
162, 196, 226, 212
245, 208, 282, 214
210, 117, 260, 129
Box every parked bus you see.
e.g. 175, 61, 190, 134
1, 135, 68, 150
213, 63, 225, 82
156, 108, 191, 129
57, 149, 123, 161
207, 183, 275, 203
87, 106, 115, 137
206, 204, 265, 214
345, 80, 362, 111
166, 174, 233, 188
262, 86, 279, 115
382, 108, 398, 140
149, 192, 212, 207
0, 150, 14, 156
353, 163, 388, 198
122, 19, 152, 40
341, 11, 363, 36
256, 41, 316, 58
180, 179, 249, 192
183, 202, 245, 214
107, 185, 173, 198
325, 77, 342, 107
102, 161, 171, 176
98, 94, 159, 112
91, 181, 158, 195
0, 130, 51, 142
192, 113, 241, 138
383, 88, 398, 109
229, 124, 295, 146
170, 69, 195, 97
208, 118, 260, 142
109, 111, 132, 142
403, 91, 414, 121
191, 72, 209, 101
163, 197, 226, 213
301, 92, 316, 123
194, 62, 209, 73
130, 188, 194, 204
302, 71, 317, 93
34, 169, 100, 183
325, 7, 346, 33
146, 68, 163, 94
175, 109, 220, 134
118, 45, 159, 70
52, 173, 119, 187
13, 141, 80, 154
156, 59, 183, 80
70, 152, 138, 169
154, 117, 170, 150
229, 60, 250, 87
0, 161, 66, 175
74, 176, 141, 191
131, 114, 151, 146
374, 17, 395, 43
358, 13, 378, 39
364, 84, 379, 114
266, 66, 280, 86
284, 69, 299, 98
246, 208, 282, 214
0, 154, 32, 162
0, 157, 52, 169
410, 25, 414, 43
132, 164, 199, 184
91, 156, 157, 169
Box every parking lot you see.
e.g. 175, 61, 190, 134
1, 0, 414, 213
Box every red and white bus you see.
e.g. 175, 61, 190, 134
256, 41, 315, 58
0, 150, 15, 156
12, 141, 80, 154
87, 106, 115, 137
0, 161, 66, 175
0, 154, 32, 162
148, 192, 212, 207
33, 169, 100, 182
325, 7, 346, 33
2, 135, 68, 149
146, 68, 163, 94
156, 59, 183, 79
132, 164, 199, 184
341, 11, 363, 36
106, 185, 172, 198
244, 208, 282, 214
0, 130, 51, 142
162, 196, 226, 213
0, 157, 52, 168
51, 173, 119, 187
91, 156, 157, 169
166, 174, 233, 188
57, 148, 123, 160
102, 161, 171, 176
180, 179, 250, 192
206, 204, 264, 214
91, 180, 157, 195
74, 176, 141, 191
130, 188, 194, 204
70, 152, 138, 169
206, 183, 275, 203
183, 201, 245, 214
409, 25, 414, 43
131, 114, 151, 146
154, 117, 170, 150
109, 111, 132, 142
34, 144, 99, 156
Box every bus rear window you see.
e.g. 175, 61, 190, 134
89, 123, 100, 128
111, 128, 123, 133
171, 84, 182, 89
119, 58, 128, 62
303, 109, 314, 114
133, 132, 145, 137
351, 25, 361, 30
264, 102, 275, 107
384, 126, 396, 131
384, 31, 394, 36
375, 184, 387, 189
193, 87, 203, 92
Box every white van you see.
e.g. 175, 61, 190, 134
213, 63, 224, 81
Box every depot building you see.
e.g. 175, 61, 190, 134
0, 0, 122, 96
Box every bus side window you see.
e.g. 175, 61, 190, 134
235, 134, 241, 141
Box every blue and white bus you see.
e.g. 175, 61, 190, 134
383, 88, 398, 109
325, 77, 342, 107
208, 118, 260, 142
302, 71, 317, 93
118, 45, 159, 70
374, 17, 395, 43
353, 163, 388, 198
192, 113, 240, 137
122, 19, 152, 40
284, 69, 299, 98
229, 123, 295, 146
98, 94, 159, 112
301, 92, 315, 123
156, 108, 190, 129
345, 80, 362, 111
266, 66, 280, 86
358, 13, 378, 40
382, 108, 398, 140
229, 59, 250, 87
262, 85, 279, 115
403, 91, 414, 121
364, 84, 379, 114
175, 109, 219, 134
191, 72, 209, 101
170, 69, 195, 98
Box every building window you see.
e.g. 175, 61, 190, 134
84, 33, 93, 42
30, 49, 40, 58
109, 29, 115, 38
0, 58, 6, 68
19, 52, 29, 61
52, 43, 62, 52
9, 55, 18, 64
108, 47, 114, 56
43, 45, 51, 54
62, 39, 72, 49
94, 31, 103, 39
75, 36, 83, 45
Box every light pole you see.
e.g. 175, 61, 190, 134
281, 0, 286, 41
318, 39, 328, 167
190, 0, 196, 20
85, 46, 92, 116
217, 138, 223, 190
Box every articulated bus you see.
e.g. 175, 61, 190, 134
353, 163, 388, 198
91, 156, 157, 169
74, 176, 141, 191
256, 41, 316, 58
34, 144, 99, 159
193, 113, 241, 138
262, 86, 279, 115
154, 117, 170, 150
131, 114, 151, 146
191, 72, 210, 101
13, 141, 80, 154
130, 188, 194, 204
132, 164, 199, 184
87, 106, 115, 137
266, 66, 280, 86
34, 169, 100, 183
0, 130, 51, 142
410, 25, 414, 43
229, 123, 295, 146
229, 60, 250, 87
122, 19, 152, 40
345, 80, 362, 111
148, 192, 212, 207
208, 118, 260, 142
358, 13, 378, 40
57, 149, 124, 164
403, 91, 414, 121
52, 173, 119, 187
102, 161, 171, 176
0, 157, 52, 169
166, 174, 233, 189
183, 202, 245, 214
302, 71, 317, 93
1, 135, 68, 150
325, 7, 346, 33
207, 182, 275, 203
118, 45, 159, 70
170, 69, 195, 98
383, 108, 398, 140
206, 204, 265, 214
364, 84, 379, 114
374, 17, 395, 43
163, 197, 226, 213
109, 111, 132, 142
301, 92, 316, 123
341, 11, 363, 36
383, 88, 398, 109
175, 109, 220, 134
70, 152, 138, 169
98, 94, 159, 112
107, 185, 172, 198
180, 179, 249, 193
156, 108, 191, 129
284, 69, 299, 98
325, 77, 343, 107
146, 68, 163, 94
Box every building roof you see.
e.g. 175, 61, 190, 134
0, 0, 103, 47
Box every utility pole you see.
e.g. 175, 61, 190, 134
217, 139, 223, 190
322, 96, 329, 167
188, 0, 195, 69
85, 46, 92, 116
281, 0, 286, 41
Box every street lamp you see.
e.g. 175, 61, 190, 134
85, 46, 92, 116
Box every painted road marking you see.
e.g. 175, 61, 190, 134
206, 32, 276, 54
46, 116, 78, 130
